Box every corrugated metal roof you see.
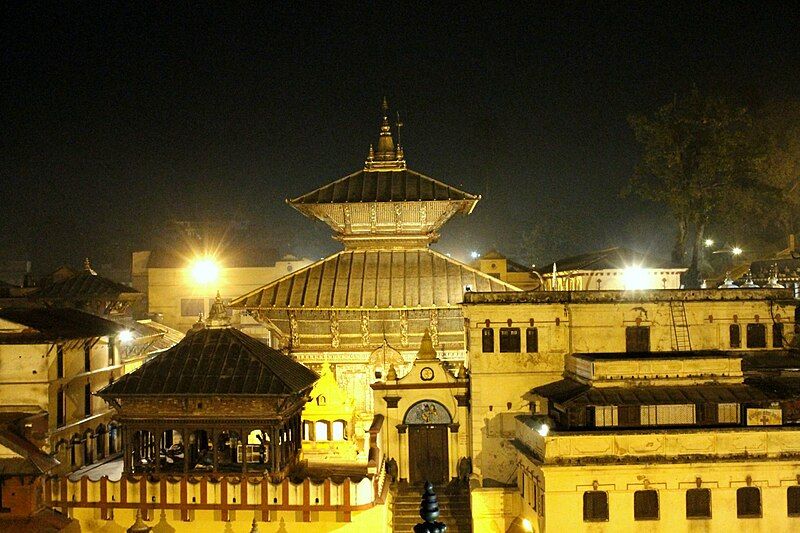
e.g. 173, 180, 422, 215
288, 169, 478, 204
0, 307, 123, 343
99, 326, 318, 397
230, 249, 520, 309
533, 378, 781, 406
33, 272, 140, 301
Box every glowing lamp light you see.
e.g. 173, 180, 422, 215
622, 265, 649, 290
521, 517, 534, 532
118, 330, 134, 343
704, 238, 714, 247
470, 251, 480, 259
537, 423, 550, 437
190, 258, 220, 285
732, 246, 743, 256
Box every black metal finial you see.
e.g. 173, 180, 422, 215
414, 481, 446, 533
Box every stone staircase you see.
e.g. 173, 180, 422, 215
392, 481, 472, 532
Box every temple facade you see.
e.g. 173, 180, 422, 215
231, 100, 519, 413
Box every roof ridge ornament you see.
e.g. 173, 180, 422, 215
365, 98, 406, 170
206, 290, 231, 328
84, 258, 97, 276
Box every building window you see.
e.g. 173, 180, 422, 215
634, 489, 659, 520
0, 479, 10, 513
57, 388, 65, 427
57, 345, 64, 379
482, 328, 494, 353
730, 324, 741, 348
718, 403, 740, 424
331, 420, 346, 441
737, 487, 761, 518
618, 405, 640, 426
594, 406, 618, 427
303, 421, 312, 441
788, 486, 800, 516
526, 327, 539, 353
84, 383, 92, 417
640, 404, 696, 425
626, 326, 650, 352
499, 328, 521, 352
686, 488, 711, 519
746, 324, 767, 348
84, 342, 91, 372
583, 491, 609, 522
773, 323, 785, 348
314, 421, 329, 441
181, 298, 204, 317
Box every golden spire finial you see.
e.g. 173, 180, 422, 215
206, 291, 230, 328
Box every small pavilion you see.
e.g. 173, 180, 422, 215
98, 295, 319, 476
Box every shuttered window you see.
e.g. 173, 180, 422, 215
730, 324, 741, 348
634, 490, 659, 520
640, 404, 695, 425
718, 403, 740, 424
626, 326, 650, 352
526, 327, 539, 352
686, 488, 711, 518
482, 328, 494, 353
594, 406, 618, 427
583, 491, 609, 522
737, 487, 761, 518
746, 323, 767, 348
773, 323, 785, 348
499, 328, 521, 352
788, 486, 800, 516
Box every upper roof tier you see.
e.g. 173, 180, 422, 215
287, 100, 480, 249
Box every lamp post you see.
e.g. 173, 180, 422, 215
414, 481, 446, 533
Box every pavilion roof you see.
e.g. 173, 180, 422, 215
99, 326, 318, 397
0, 307, 124, 344
32, 271, 140, 301
230, 248, 520, 310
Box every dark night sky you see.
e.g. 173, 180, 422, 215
2, 3, 800, 275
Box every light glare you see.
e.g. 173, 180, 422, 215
521, 517, 533, 532
537, 423, 549, 437
190, 258, 220, 285
470, 251, 480, 259
704, 238, 714, 247
622, 265, 648, 290
118, 330, 134, 343
731, 246, 743, 256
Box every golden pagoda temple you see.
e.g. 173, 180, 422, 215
230, 100, 520, 411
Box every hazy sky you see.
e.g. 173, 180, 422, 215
3, 3, 800, 273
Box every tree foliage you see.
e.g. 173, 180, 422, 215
627, 89, 780, 286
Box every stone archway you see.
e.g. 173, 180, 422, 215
404, 400, 452, 484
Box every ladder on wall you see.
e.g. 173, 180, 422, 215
670, 300, 692, 351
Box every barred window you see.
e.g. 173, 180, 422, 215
686, 488, 711, 519
526, 327, 539, 353
57, 345, 64, 379
594, 406, 618, 427
730, 324, 741, 348
482, 328, 494, 353
583, 491, 609, 522
84, 383, 92, 417
746, 323, 767, 348
788, 486, 800, 517
499, 328, 521, 352
736, 487, 761, 518
718, 403, 740, 424
634, 490, 659, 520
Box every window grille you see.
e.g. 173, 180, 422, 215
787, 486, 800, 516
746, 323, 767, 348
736, 487, 761, 518
730, 324, 741, 348
686, 488, 711, 518
634, 490, 659, 520
718, 403, 740, 424
626, 326, 650, 352
499, 328, 521, 352
594, 406, 618, 427
583, 491, 609, 522
526, 327, 539, 352
482, 328, 494, 352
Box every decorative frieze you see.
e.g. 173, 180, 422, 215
400, 310, 409, 347
394, 203, 403, 233
429, 309, 439, 347
329, 310, 340, 349
361, 311, 371, 347
369, 203, 377, 231
289, 312, 300, 348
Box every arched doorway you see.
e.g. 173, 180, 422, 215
404, 400, 452, 484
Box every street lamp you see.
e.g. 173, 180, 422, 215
470, 251, 480, 259
731, 246, 743, 256
189, 257, 220, 285
704, 238, 714, 247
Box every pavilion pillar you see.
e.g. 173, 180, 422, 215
242, 426, 248, 474
183, 428, 190, 474
212, 429, 219, 473
269, 427, 279, 472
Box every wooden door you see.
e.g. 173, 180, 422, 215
408, 425, 448, 484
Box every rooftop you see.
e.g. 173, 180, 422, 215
463, 287, 795, 304
99, 326, 319, 397
0, 307, 123, 344
535, 246, 682, 274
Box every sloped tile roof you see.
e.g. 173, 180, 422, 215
288, 168, 478, 204
32, 272, 140, 301
0, 307, 123, 343
99, 326, 318, 397
536, 247, 681, 273
230, 249, 520, 309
